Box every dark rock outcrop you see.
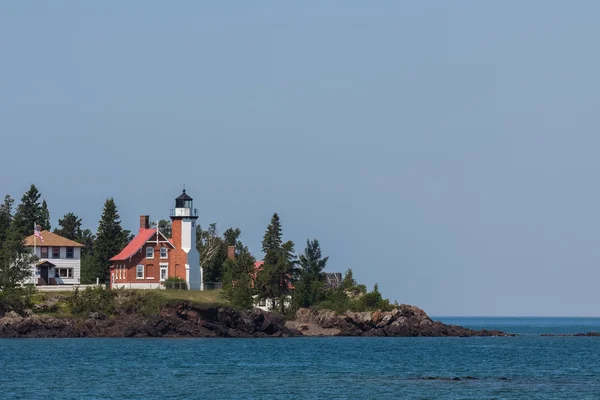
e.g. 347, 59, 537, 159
0, 305, 298, 339
0, 303, 514, 338
286, 305, 514, 337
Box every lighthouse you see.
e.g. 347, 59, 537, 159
170, 189, 202, 290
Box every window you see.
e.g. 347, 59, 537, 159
160, 263, 168, 281
66, 247, 74, 259
55, 268, 73, 279
160, 247, 168, 259
146, 247, 154, 259
52, 247, 60, 259
41, 247, 48, 258
136, 265, 144, 279
259, 299, 266, 307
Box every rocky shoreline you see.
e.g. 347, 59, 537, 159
286, 305, 514, 337
0, 303, 514, 338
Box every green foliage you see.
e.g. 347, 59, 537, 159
53, 212, 82, 240
113, 289, 165, 316
196, 223, 226, 282
0, 286, 35, 315
262, 213, 282, 257
257, 214, 297, 314
80, 253, 104, 284
0, 195, 14, 249
151, 219, 172, 239
313, 283, 392, 313
163, 277, 188, 290
68, 286, 116, 315
292, 239, 329, 310
342, 268, 356, 289
94, 198, 128, 283
229, 272, 254, 309
0, 246, 37, 290
223, 227, 241, 247
10, 184, 43, 239
78, 229, 95, 256
40, 200, 51, 231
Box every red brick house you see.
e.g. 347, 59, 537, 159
109, 215, 176, 289
110, 189, 202, 290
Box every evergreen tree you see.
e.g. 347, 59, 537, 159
257, 214, 297, 314
91, 198, 128, 283
298, 239, 328, 281
0, 195, 14, 251
40, 200, 51, 230
79, 253, 103, 285
11, 184, 43, 239
150, 219, 172, 238
229, 271, 253, 309
78, 229, 95, 256
53, 212, 82, 240
262, 213, 282, 258
223, 227, 241, 247
293, 239, 329, 309
342, 268, 356, 290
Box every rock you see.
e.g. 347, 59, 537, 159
371, 310, 382, 323
290, 306, 514, 337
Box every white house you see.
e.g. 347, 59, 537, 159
24, 230, 84, 285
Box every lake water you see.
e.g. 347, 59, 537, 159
1, 317, 600, 399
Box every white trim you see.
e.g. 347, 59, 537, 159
160, 263, 168, 282
136, 264, 144, 279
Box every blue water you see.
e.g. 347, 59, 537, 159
1, 318, 600, 399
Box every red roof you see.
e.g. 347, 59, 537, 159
110, 228, 156, 262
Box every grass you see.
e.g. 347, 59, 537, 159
28, 289, 230, 317
153, 289, 229, 306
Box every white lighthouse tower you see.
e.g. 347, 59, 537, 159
170, 189, 202, 290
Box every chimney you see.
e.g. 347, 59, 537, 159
227, 245, 235, 260
140, 215, 150, 229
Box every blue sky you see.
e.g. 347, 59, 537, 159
2, 1, 600, 316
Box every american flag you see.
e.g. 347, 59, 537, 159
34, 225, 44, 243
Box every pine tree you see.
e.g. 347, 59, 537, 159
11, 184, 43, 239
298, 239, 328, 281
40, 200, 51, 230
257, 214, 297, 314
0, 195, 14, 251
230, 271, 254, 309
223, 227, 241, 247
293, 239, 329, 309
54, 213, 82, 240
91, 198, 128, 283
262, 213, 282, 258
78, 229, 95, 256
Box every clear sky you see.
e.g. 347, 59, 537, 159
2, 1, 600, 316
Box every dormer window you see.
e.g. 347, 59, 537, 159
146, 246, 154, 259
160, 247, 168, 259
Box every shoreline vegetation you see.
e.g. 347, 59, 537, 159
0, 287, 518, 338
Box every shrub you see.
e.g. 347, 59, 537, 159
163, 277, 187, 290
0, 286, 34, 315
68, 286, 116, 315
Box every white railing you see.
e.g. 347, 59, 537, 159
36, 284, 101, 292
